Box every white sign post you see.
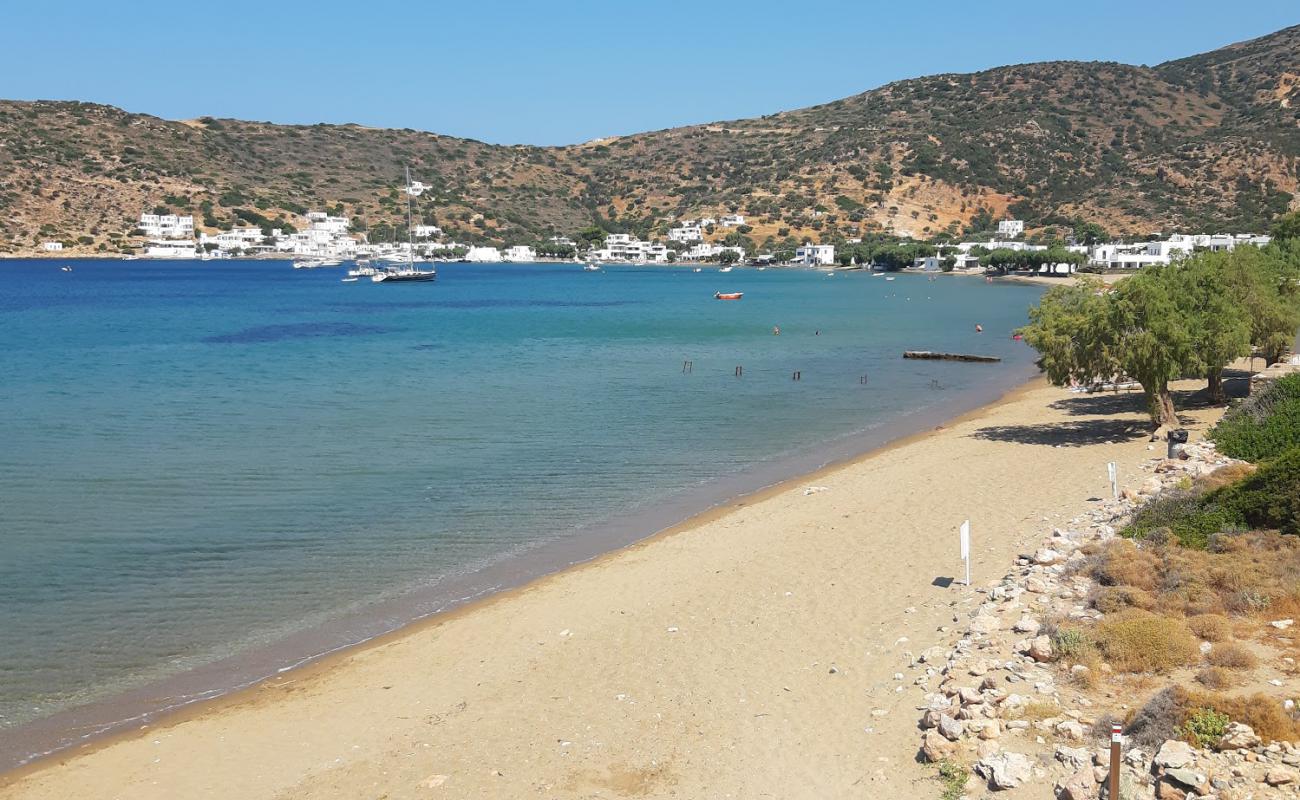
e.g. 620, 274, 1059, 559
959, 520, 971, 587
1107, 461, 1118, 499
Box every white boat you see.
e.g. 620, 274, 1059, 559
60, 265, 73, 272
293, 258, 328, 270
583, 263, 601, 271
692, 267, 702, 273
719, 266, 733, 273
885, 276, 896, 281
122, 255, 138, 261
341, 277, 358, 283
346, 258, 377, 278
371, 167, 436, 284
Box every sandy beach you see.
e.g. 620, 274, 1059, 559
1, 376, 1224, 800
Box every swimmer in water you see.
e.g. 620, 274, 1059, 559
773, 325, 781, 335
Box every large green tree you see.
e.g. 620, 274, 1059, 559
1168, 255, 1251, 403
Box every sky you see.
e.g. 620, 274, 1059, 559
1, 1, 1296, 146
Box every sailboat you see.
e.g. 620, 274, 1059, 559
372, 167, 437, 283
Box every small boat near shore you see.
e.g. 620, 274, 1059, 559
714, 291, 743, 300
583, 263, 601, 272
719, 266, 733, 273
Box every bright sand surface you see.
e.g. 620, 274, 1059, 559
1, 377, 1223, 800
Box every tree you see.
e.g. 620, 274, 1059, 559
1107, 268, 1197, 426
1019, 277, 1119, 395
1168, 255, 1251, 403
576, 225, 606, 246
1072, 220, 1109, 247
718, 249, 740, 264
1271, 210, 1300, 242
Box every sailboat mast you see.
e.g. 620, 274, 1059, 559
405, 166, 415, 269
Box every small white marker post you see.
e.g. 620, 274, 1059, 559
1107, 461, 1118, 500
959, 520, 971, 587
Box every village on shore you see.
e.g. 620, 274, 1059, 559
28, 209, 1274, 276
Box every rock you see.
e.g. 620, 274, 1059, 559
920, 709, 943, 730
1028, 635, 1054, 662
1140, 477, 1163, 495
1025, 575, 1050, 593
1266, 767, 1298, 786
1164, 767, 1206, 791
1055, 745, 1092, 770
971, 614, 1002, 635
1154, 777, 1188, 800
1154, 740, 1196, 770
919, 645, 949, 664
1216, 722, 1261, 751
1270, 619, 1294, 630
958, 687, 983, 705
938, 714, 965, 741
979, 720, 1002, 740
1056, 720, 1086, 741
975, 751, 1033, 790
921, 730, 956, 763
1034, 548, 1063, 565
1014, 616, 1042, 635
1055, 768, 1097, 800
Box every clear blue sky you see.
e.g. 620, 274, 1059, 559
2, 1, 1295, 145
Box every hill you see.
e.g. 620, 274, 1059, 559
1, 25, 1298, 256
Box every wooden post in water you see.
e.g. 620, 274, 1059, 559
682, 360, 693, 373
1108, 723, 1122, 799
792, 371, 801, 381
735, 365, 743, 378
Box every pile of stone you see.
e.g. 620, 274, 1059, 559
909, 440, 1300, 797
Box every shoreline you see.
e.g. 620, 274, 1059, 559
1, 372, 1179, 799
0, 363, 1039, 779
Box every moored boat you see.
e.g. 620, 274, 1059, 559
714, 291, 743, 300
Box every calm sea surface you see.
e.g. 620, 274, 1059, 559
0, 259, 1042, 747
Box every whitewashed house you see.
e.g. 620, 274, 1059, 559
138, 213, 195, 239
41, 241, 63, 252
412, 224, 443, 239
668, 224, 702, 242
465, 246, 503, 262
503, 245, 537, 262
996, 219, 1024, 238
144, 240, 198, 258
720, 214, 745, 227
795, 244, 836, 266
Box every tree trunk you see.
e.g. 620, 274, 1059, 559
1206, 369, 1224, 405
1154, 385, 1178, 428
1142, 382, 1179, 427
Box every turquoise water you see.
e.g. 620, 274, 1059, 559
0, 259, 1041, 747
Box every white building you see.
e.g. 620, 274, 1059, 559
412, 224, 442, 239
996, 219, 1024, 238
465, 246, 503, 263
138, 213, 195, 239
795, 244, 836, 266
720, 214, 745, 227
305, 211, 350, 235
549, 235, 576, 248
668, 224, 702, 242
503, 245, 537, 262
591, 234, 669, 263
198, 226, 268, 252
683, 243, 745, 261
41, 241, 63, 252
144, 239, 198, 259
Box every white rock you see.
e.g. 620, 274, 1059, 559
1153, 740, 1196, 770
1270, 619, 1294, 630
1013, 616, 1041, 635
974, 751, 1033, 790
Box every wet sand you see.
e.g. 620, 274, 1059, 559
2, 377, 1183, 799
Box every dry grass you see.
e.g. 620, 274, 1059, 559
1188, 614, 1234, 642
1182, 689, 1300, 744
1206, 642, 1259, 670
1092, 585, 1156, 613
1094, 609, 1199, 673
1195, 666, 1233, 689
1018, 701, 1061, 722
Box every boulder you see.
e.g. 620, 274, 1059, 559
1055, 745, 1092, 771
1028, 635, 1054, 662
1014, 616, 1042, 635
1025, 575, 1050, 593
970, 614, 1002, 635
1056, 720, 1086, 741
1054, 768, 1097, 800
1216, 722, 1261, 751
938, 714, 965, 741
978, 720, 1001, 740
1034, 548, 1063, 565
921, 730, 956, 763
1164, 767, 1206, 792
1153, 740, 1196, 771
920, 708, 943, 730
975, 751, 1033, 790
1266, 767, 1298, 786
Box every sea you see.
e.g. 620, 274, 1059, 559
0, 259, 1043, 766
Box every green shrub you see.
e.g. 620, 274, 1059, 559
1209, 446, 1300, 535
1053, 627, 1092, 659
935, 760, 967, 800
1179, 707, 1230, 748
1124, 490, 1243, 548
1095, 609, 1199, 673
1211, 375, 1300, 461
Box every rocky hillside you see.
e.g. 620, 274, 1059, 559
1, 25, 1298, 255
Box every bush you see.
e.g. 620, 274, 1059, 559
1196, 666, 1232, 689
1180, 707, 1230, 748
1095, 609, 1199, 672
1209, 446, 1300, 535
1124, 491, 1243, 549
1093, 585, 1156, 613
1123, 687, 1181, 751
1053, 627, 1093, 659
1206, 642, 1258, 670
1187, 614, 1233, 642
1182, 690, 1300, 743
1210, 375, 1300, 461
1088, 539, 1160, 591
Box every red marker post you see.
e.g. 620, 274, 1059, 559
1108, 723, 1122, 799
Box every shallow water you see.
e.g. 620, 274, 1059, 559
0, 259, 1042, 745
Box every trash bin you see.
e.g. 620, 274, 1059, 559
1167, 428, 1189, 459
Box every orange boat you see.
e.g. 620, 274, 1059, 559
714, 292, 743, 300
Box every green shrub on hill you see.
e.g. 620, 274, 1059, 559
1211, 447, 1300, 535
1210, 375, 1300, 461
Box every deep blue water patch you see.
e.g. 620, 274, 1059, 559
203, 321, 391, 344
